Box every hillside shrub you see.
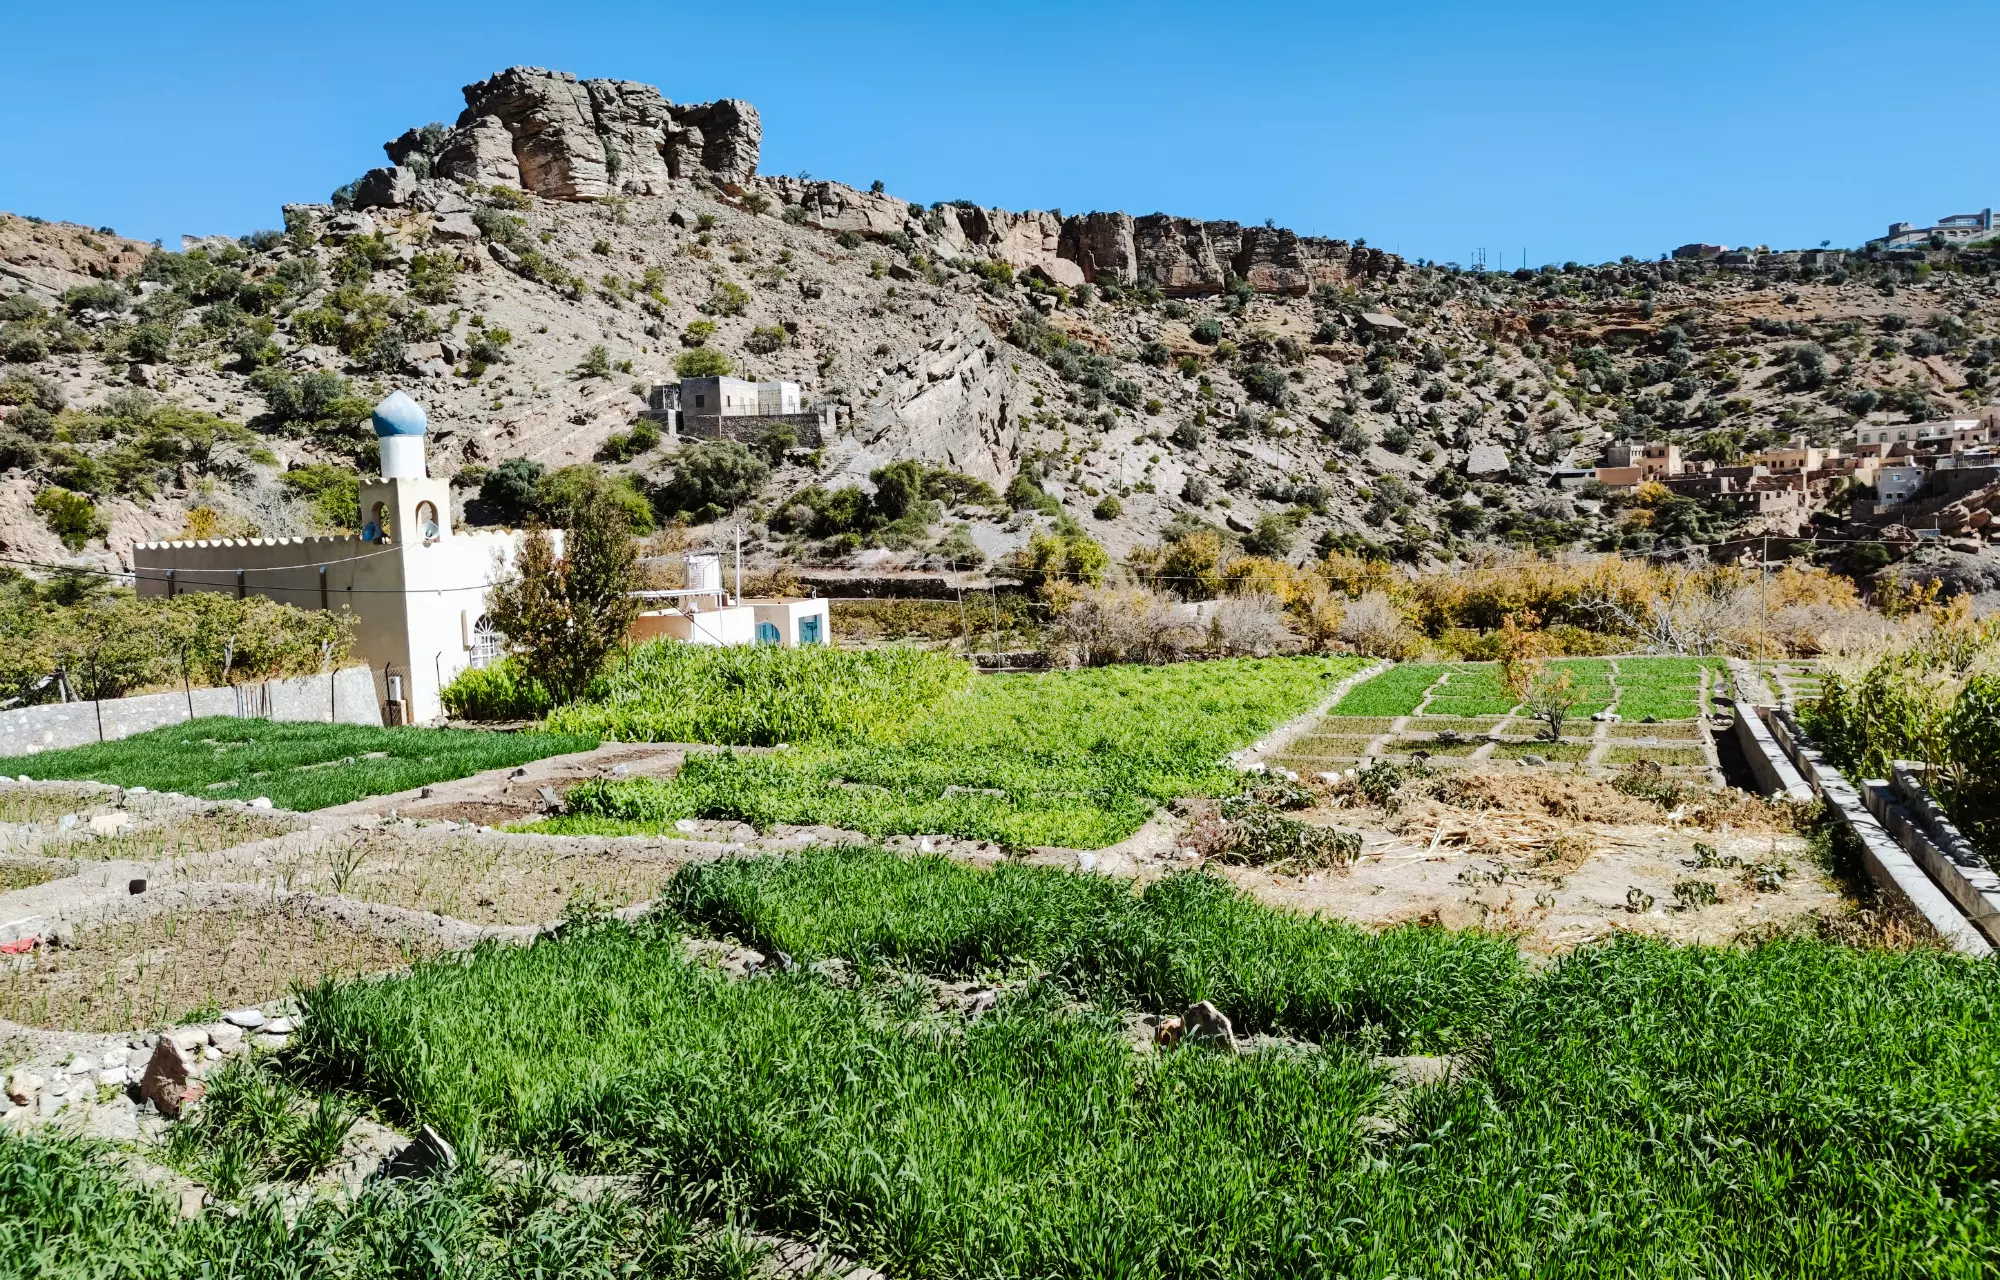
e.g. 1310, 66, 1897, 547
673, 347, 732, 378
655, 440, 768, 522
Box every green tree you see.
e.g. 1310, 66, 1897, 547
657, 441, 769, 522
484, 474, 641, 706
479, 458, 546, 524
576, 344, 613, 379
33, 488, 104, 550
675, 348, 733, 379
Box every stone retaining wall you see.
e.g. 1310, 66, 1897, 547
1762, 707, 1991, 955
0, 667, 381, 757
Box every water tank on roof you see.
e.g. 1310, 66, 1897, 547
685, 553, 721, 592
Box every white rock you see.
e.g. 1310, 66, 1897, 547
1077, 852, 1097, 872
87, 813, 132, 836
202, 1045, 222, 1062
98, 1066, 128, 1087
252, 1033, 290, 1052
249, 797, 273, 809
262, 1017, 295, 1035
167, 1027, 208, 1052
222, 1008, 266, 1029
206, 1024, 244, 1053
673, 819, 699, 834
6, 1070, 41, 1104
15, 775, 29, 783
126, 787, 147, 795
100, 1047, 129, 1070
68, 1055, 97, 1075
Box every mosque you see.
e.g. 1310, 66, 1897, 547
132, 391, 829, 726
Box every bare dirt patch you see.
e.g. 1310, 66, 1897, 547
0, 898, 430, 1032
1196, 762, 1837, 952
35, 810, 301, 863
255, 830, 685, 925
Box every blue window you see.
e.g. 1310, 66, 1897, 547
756, 621, 781, 645
799, 615, 822, 645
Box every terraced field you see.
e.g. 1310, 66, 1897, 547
1269, 657, 1728, 779
6, 845, 1985, 1278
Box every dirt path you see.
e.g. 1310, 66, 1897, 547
318, 741, 701, 825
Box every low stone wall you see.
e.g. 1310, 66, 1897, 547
1870, 763, 2000, 948
1729, 705, 1813, 803
1763, 708, 1991, 955
679, 410, 826, 448
0, 667, 381, 757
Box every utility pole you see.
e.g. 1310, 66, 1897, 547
1759, 535, 1769, 664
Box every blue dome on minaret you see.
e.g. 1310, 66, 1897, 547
371, 390, 428, 437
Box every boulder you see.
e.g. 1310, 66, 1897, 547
138, 1038, 203, 1118
354, 165, 419, 210
666, 98, 761, 185
324, 212, 377, 241
6, 1069, 39, 1105
1181, 1000, 1235, 1048
1464, 444, 1511, 479
434, 115, 521, 188
382, 1124, 458, 1179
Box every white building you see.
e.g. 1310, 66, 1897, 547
678, 376, 802, 418
1851, 419, 1973, 447
1875, 465, 1926, 507
630, 552, 829, 648
133, 392, 530, 725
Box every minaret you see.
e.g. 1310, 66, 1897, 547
356, 391, 451, 545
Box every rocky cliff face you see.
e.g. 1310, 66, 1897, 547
361, 68, 1395, 303
372, 67, 761, 207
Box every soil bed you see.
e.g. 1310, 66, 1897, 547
0, 898, 429, 1031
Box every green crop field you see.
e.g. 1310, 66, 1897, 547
1329, 662, 1444, 716
10, 850, 2000, 1276
1325, 657, 1726, 726
94, 849, 1985, 1278
1421, 663, 1518, 717
545, 655, 1363, 848
547, 642, 972, 744
0, 719, 597, 811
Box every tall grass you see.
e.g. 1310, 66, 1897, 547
0, 1129, 711, 1279
0, 718, 596, 811
286, 893, 2000, 1277
553, 657, 1360, 847
658, 849, 1520, 1048
545, 642, 971, 744
292, 919, 1390, 1278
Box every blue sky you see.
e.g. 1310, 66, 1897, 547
4, 0, 1993, 266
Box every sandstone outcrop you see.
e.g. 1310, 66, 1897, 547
762, 178, 916, 237
357, 66, 1392, 299
368, 66, 761, 207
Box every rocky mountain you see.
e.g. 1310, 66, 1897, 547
3, 64, 1999, 583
